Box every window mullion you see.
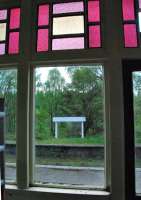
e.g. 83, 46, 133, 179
16, 64, 30, 189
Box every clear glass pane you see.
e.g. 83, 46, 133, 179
0, 23, 6, 41
52, 37, 84, 50
88, 1, 100, 22
34, 65, 105, 189
0, 10, 7, 20
0, 69, 17, 183
38, 4, 49, 26
53, 2, 84, 14
37, 29, 49, 52
53, 16, 84, 35
89, 25, 101, 48
0, 43, 5, 55
122, 0, 135, 21
124, 24, 138, 47
9, 8, 20, 29
133, 72, 141, 194
8, 32, 19, 54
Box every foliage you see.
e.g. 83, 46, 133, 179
35, 66, 104, 143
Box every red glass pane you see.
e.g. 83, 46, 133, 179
8, 32, 19, 54
88, 1, 100, 22
89, 25, 101, 48
122, 0, 135, 21
37, 29, 48, 52
124, 24, 138, 47
38, 5, 49, 26
10, 8, 20, 29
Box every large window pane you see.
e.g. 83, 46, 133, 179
133, 72, 141, 194
0, 69, 17, 183
34, 65, 105, 189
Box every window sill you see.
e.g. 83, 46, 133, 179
6, 185, 110, 200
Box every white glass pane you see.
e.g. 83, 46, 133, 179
0, 23, 6, 41
53, 16, 84, 35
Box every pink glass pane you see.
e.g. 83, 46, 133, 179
139, 0, 141, 9
53, 2, 84, 14
88, 1, 100, 22
10, 8, 21, 29
89, 25, 101, 48
8, 32, 19, 54
38, 5, 49, 26
122, 0, 135, 21
124, 24, 138, 47
0, 43, 5, 55
37, 29, 48, 52
52, 37, 84, 50
0, 10, 7, 20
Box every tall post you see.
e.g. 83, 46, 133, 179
55, 122, 58, 138
81, 122, 84, 138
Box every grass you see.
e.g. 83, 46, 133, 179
36, 134, 104, 145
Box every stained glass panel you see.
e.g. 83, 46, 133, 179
8, 32, 19, 54
36, 1, 102, 52
0, 10, 7, 20
10, 8, 20, 29
52, 37, 84, 50
53, 16, 84, 35
37, 29, 49, 52
53, 2, 84, 14
38, 5, 49, 26
88, 1, 100, 22
124, 24, 137, 47
89, 25, 101, 48
0, 23, 6, 41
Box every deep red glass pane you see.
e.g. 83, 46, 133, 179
8, 32, 19, 54
37, 29, 48, 52
88, 1, 100, 22
124, 24, 138, 47
10, 8, 20, 29
38, 5, 49, 26
89, 25, 101, 48
122, 0, 135, 21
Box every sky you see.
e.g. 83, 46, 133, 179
36, 67, 71, 83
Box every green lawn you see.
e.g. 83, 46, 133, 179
36, 134, 104, 145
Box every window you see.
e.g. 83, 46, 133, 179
0, 69, 17, 183
0, 8, 21, 55
36, 1, 101, 52
34, 65, 105, 189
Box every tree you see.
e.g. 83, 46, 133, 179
0, 70, 17, 141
